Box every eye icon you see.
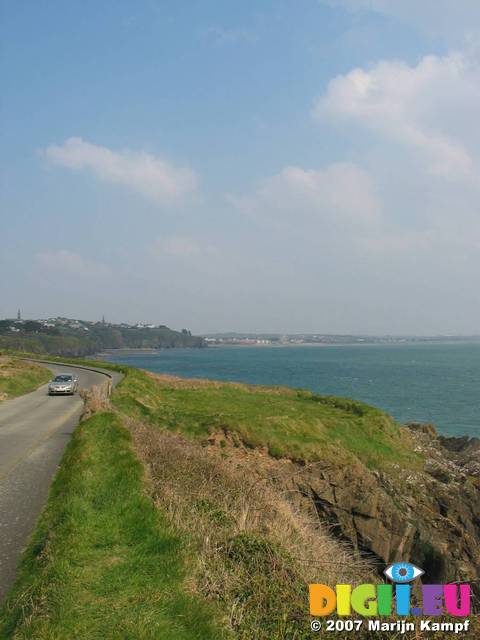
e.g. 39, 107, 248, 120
384, 562, 424, 583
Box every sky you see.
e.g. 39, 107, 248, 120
2, 0, 480, 335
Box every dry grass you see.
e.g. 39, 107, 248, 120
0, 412, 223, 640
126, 418, 374, 639
0, 356, 51, 401
144, 370, 297, 396
123, 417, 480, 639
3, 357, 476, 639
80, 380, 112, 418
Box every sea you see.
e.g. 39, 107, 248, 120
104, 343, 480, 439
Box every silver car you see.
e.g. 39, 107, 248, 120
48, 373, 79, 395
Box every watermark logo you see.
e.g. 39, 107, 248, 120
384, 562, 424, 583
309, 562, 472, 617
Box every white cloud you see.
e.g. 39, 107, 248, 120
313, 50, 480, 181
204, 26, 258, 45
306, 46, 480, 261
150, 236, 202, 258
229, 163, 381, 228
36, 250, 110, 278
231, 44, 480, 261
321, 0, 480, 40
44, 137, 198, 204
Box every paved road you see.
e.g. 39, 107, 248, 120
0, 362, 121, 603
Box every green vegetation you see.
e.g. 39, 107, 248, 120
123, 421, 364, 640
0, 356, 50, 401
0, 412, 223, 640
113, 368, 422, 470
0, 359, 429, 639
0, 351, 129, 375
220, 532, 309, 638
0, 318, 205, 356
0, 333, 96, 357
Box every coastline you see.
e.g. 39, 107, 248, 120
97, 338, 480, 355
100, 343, 480, 439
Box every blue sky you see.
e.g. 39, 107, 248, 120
2, 1, 480, 334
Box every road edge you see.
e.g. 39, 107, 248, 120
20, 358, 124, 392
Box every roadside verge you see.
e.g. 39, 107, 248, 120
0, 410, 224, 639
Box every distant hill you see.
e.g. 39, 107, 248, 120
0, 318, 205, 357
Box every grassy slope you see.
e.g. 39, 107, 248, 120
0, 357, 51, 402
125, 422, 375, 640
0, 412, 224, 640
0, 361, 428, 639
112, 368, 422, 470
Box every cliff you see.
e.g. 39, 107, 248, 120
286, 423, 480, 582
113, 368, 480, 585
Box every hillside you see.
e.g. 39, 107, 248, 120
112, 369, 480, 582
2, 360, 479, 639
0, 318, 205, 356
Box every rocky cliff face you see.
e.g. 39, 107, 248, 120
286, 424, 480, 582
205, 422, 480, 584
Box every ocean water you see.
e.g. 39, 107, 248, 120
105, 343, 480, 438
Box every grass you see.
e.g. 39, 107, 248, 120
0, 349, 129, 374
112, 368, 422, 470
0, 412, 224, 640
127, 421, 373, 640
0, 356, 51, 402
2, 356, 472, 639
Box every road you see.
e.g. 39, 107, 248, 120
0, 362, 122, 603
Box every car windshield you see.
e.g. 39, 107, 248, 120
53, 375, 73, 382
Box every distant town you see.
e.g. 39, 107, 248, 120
202, 332, 480, 346
0, 313, 203, 356
1, 312, 170, 333
2, 313, 480, 348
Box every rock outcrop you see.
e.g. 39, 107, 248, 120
286, 423, 480, 582
207, 423, 480, 583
